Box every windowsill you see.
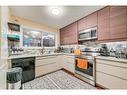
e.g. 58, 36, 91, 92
21, 46, 57, 49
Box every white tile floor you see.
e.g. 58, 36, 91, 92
23, 70, 96, 89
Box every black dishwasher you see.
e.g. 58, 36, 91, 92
12, 57, 35, 83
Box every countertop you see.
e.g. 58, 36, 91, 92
96, 56, 127, 63
8, 53, 76, 59
9, 53, 127, 63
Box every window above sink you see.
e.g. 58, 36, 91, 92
20, 26, 56, 49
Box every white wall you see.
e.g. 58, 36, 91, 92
0, 6, 9, 89
0, 7, 59, 89
9, 15, 60, 48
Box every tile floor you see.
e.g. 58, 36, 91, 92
22, 70, 96, 89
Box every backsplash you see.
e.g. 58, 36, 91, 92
99, 41, 127, 52
60, 41, 127, 59
61, 41, 127, 51
81, 40, 99, 48
99, 41, 127, 59
60, 40, 99, 52
23, 48, 56, 55
8, 40, 127, 59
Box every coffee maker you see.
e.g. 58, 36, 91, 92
100, 44, 110, 56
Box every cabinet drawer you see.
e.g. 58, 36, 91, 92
64, 55, 75, 64
35, 57, 57, 66
66, 57, 75, 64
67, 64, 75, 73
64, 63, 75, 73
96, 63, 127, 80
96, 59, 127, 68
35, 63, 60, 77
96, 71, 127, 89
64, 55, 75, 58
36, 56, 57, 60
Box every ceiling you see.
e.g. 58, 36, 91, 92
10, 6, 104, 29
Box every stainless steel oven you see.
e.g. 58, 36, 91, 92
75, 49, 99, 86
75, 55, 95, 86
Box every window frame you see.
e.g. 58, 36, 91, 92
20, 25, 57, 49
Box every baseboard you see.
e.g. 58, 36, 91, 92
35, 69, 62, 79
95, 83, 107, 89
62, 68, 75, 76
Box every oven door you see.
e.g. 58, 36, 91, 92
75, 58, 94, 76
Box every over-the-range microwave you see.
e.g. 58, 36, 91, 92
78, 27, 97, 41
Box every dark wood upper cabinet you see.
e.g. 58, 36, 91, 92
60, 22, 78, 45
61, 6, 127, 44
98, 7, 110, 41
78, 17, 87, 32
110, 6, 127, 39
98, 6, 127, 41
86, 12, 97, 28
78, 12, 97, 32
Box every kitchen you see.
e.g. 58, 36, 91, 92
0, 5, 127, 90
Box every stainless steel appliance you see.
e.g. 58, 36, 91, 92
91, 27, 97, 39
12, 57, 35, 83
78, 27, 97, 41
100, 44, 110, 56
75, 48, 99, 86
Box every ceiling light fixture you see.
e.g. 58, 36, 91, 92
51, 8, 60, 15
46, 6, 65, 17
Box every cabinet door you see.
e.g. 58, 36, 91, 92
60, 22, 78, 45
86, 12, 97, 28
60, 28, 66, 45
62, 55, 75, 73
110, 6, 127, 39
78, 17, 87, 31
98, 7, 110, 40
96, 59, 127, 89
96, 71, 127, 89
35, 62, 60, 77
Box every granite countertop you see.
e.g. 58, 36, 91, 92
96, 56, 127, 63
8, 53, 76, 59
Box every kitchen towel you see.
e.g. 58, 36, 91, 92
77, 59, 89, 70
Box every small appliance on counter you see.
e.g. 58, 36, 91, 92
60, 47, 73, 53
115, 50, 127, 59
99, 43, 127, 59
100, 44, 110, 56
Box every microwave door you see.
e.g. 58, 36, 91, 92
79, 33, 91, 41
79, 33, 89, 39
